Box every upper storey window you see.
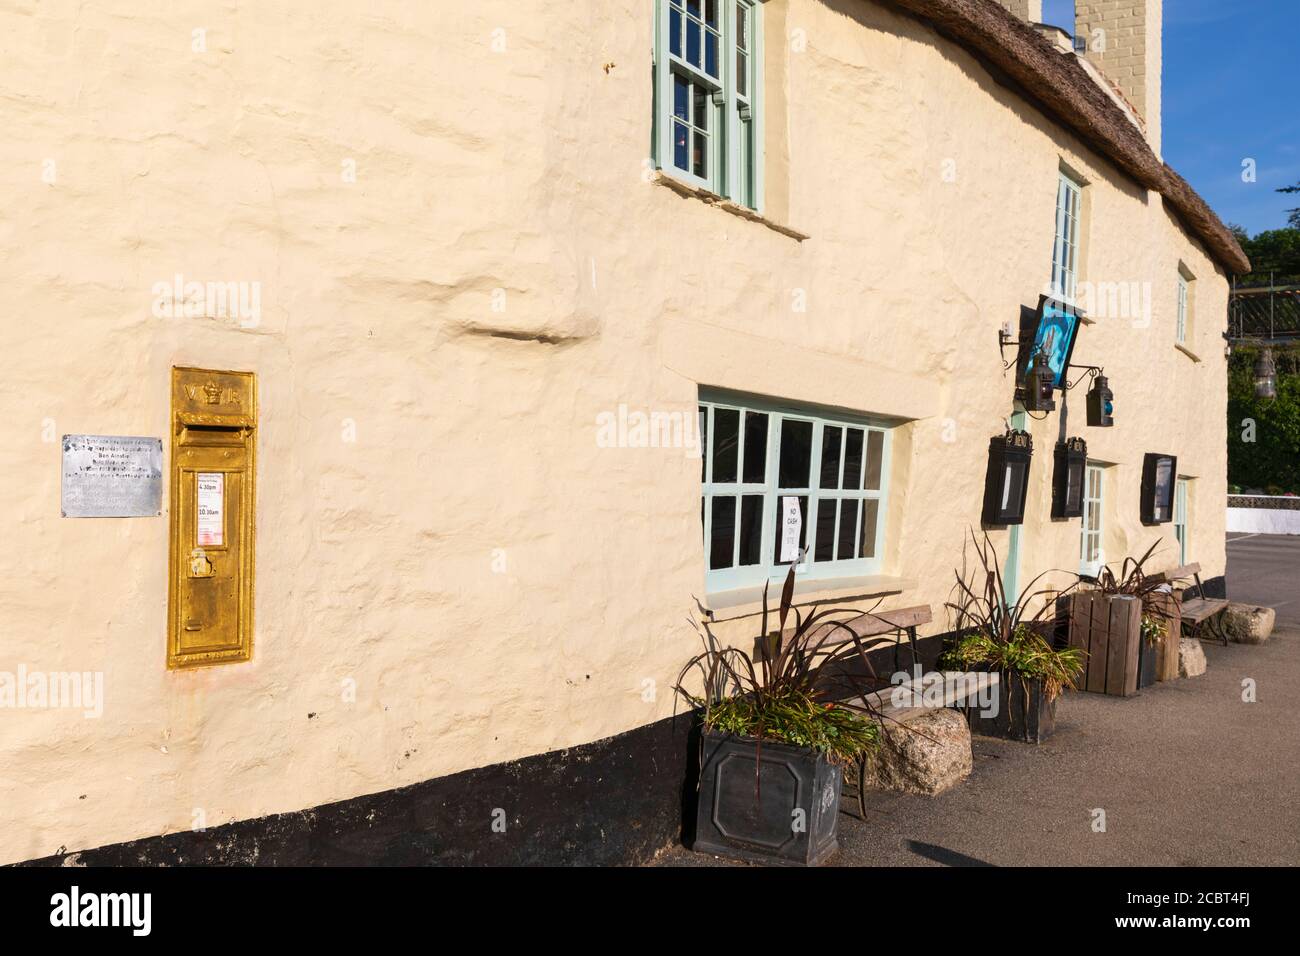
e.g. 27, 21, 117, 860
1051, 171, 1083, 303
1176, 272, 1188, 344
654, 1, 763, 210
1176, 265, 1198, 347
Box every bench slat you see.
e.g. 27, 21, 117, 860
852, 671, 999, 720
1150, 562, 1201, 585
778, 604, 932, 648
1179, 597, 1228, 623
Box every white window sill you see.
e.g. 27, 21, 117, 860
1174, 342, 1201, 362
652, 171, 809, 242
699, 574, 915, 624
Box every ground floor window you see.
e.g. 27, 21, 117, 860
699, 390, 889, 594
1080, 462, 1105, 575
1174, 477, 1190, 565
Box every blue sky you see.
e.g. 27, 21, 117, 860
1040, 0, 1299, 237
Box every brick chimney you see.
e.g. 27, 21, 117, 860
1074, 0, 1163, 157
994, 0, 1044, 21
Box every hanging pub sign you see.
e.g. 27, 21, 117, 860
1051, 437, 1088, 519
1020, 294, 1083, 403
1140, 453, 1177, 524
982, 429, 1034, 526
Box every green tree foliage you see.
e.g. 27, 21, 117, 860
1227, 345, 1300, 494
1229, 182, 1300, 281
1222, 196, 1300, 491
1281, 181, 1300, 230
1233, 227, 1300, 282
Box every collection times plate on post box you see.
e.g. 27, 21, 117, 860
168, 367, 257, 669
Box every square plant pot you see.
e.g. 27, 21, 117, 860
967, 673, 1056, 744
692, 731, 842, 867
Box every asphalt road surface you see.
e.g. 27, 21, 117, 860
656, 534, 1300, 867
1227, 533, 1300, 626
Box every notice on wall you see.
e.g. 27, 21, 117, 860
779, 496, 803, 563
61, 435, 163, 518
196, 473, 225, 546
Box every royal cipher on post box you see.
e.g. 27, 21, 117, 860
168, 367, 257, 668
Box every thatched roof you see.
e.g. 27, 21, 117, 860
873, 0, 1251, 275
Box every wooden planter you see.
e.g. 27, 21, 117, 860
967, 673, 1056, 744
1067, 592, 1143, 697
1147, 590, 1182, 682
1137, 634, 1158, 689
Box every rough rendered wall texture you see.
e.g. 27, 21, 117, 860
0, 0, 1229, 863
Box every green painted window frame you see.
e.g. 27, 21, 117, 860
698, 389, 891, 595
1174, 477, 1189, 565
653, 0, 765, 212
1051, 171, 1083, 303
1176, 272, 1189, 344
1080, 461, 1106, 576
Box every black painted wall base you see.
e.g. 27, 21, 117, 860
23, 714, 700, 867
11, 627, 1055, 867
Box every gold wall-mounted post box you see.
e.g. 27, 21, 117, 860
168, 367, 257, 668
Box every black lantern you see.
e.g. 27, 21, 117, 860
982, 429, 1034, 526
1051, 437, 1088, 519
1086, 374, 1114, 427
1140, 453, 1178, 524
1021, 349, 1056, 413
1254, 347, 1277, 400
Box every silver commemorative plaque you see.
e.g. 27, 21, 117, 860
61, 435, 163, 518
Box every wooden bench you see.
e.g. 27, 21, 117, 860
1149, 563, 1229, 645
776, 604, 996, 819
861, 671, 1000, 723
838, 668, 997, 820
778, 604, 932, 673
781, 603, 994, 712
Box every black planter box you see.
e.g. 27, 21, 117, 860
692, 731, 842, 867
1137, 637, 1158, 689
967, 673, 1056, 744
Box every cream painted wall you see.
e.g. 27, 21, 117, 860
0, 0, 1229, 863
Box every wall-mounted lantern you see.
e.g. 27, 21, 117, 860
1140, 452, 1178, 524
982, 429, 1034, 526
1051, 437, 1088, 519
1086, 373, 1114, 427
1254, 347, 1278, 400
1022, 349, 1057, 413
